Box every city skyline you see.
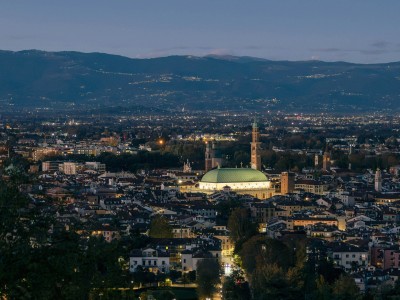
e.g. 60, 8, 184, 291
3, 1, 400, 299
1, 0, 400, 63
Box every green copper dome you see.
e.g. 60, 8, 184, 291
201, 168, 267, 183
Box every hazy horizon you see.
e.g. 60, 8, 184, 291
2, 1, 400, 64
3, 48, 400, 65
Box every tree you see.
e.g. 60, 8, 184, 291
238, 235, 308, 299
317, 259, 344, 285
0, 180, 128, 300
131, 266, 156, 285
240, 235, 292, 275
315, 275, 332, 300
378, 278, 400, 299
222, 268, 251, 300
156, 290, 176, 300
139, 290, 154, 300
332, 275, 360, 300
215, 197, 242, 220
233, 150, 250, 167
148, 215, 173, 238
126, 229, 150, 250
168, 270, 182, 282
227, 208, 257, 246
252, 263, 288, 299
196, 259, 221, 299
188, 270, 196, 282
2, 155, 31, 184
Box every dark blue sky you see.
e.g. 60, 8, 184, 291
2, 0, 400, 63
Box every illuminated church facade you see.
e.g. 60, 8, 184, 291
183, 120, 276, 200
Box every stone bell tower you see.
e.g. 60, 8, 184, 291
251, 118, 261, 170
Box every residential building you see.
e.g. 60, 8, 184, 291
129, 248, 170, 273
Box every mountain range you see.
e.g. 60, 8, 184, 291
1, 50, 400, 112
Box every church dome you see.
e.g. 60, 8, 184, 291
200, 168, 267, 183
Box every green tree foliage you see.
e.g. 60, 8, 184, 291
376, 278, 400, 299
125, 229, 150, 251
139, 290, 154, 300
131, 266, 156, 284
331, 149, 349, 169
314, 275, 332, 300
168, 270, 182, 282
233, 150, 250, 167
261, 151, 313, 172
149, 215, 173, 238
165, 141, 205, 167
188, 270, 197, 282
2, 155, 31, 184
240, 236, 289, 274
215, 197, 242, 224
155, 290, 176, 300
332, 275, 360, 300
236, 234, 363, 300
252, 263, 290, 299
346, 152, 400, 171
227, 208, 257, 246
1, 230, 127, 299
282, 134, 308, 149
223, 277, 251, 300
0, 180, 127, 299
196, 259, 221, 299
317, 258, 344, 284
261, 149, 278, 168
238, 235, 311, 299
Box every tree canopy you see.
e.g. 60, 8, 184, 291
227, 208, 257, 246
149, 215, 173, 238
0, 180, 128, 299
196, 259, 221, 299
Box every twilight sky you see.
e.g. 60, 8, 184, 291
1, 0, 400, 63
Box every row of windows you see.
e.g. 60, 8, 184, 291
255, 212, 273, 217
334, 254, 366, 259
131, 260, 166, 266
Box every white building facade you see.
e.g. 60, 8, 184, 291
129, 248, 170, 273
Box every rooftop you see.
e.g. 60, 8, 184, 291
201, 168, 268, 183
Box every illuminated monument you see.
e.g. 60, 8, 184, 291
191, 120, 275, 200
250, 118, 262, 170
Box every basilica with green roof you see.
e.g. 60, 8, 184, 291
198, 167, 274, 199
193, 120, 276, 200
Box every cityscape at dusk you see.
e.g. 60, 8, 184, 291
1, 1, 400, 300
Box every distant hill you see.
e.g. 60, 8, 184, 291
1, 50, 400, 112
